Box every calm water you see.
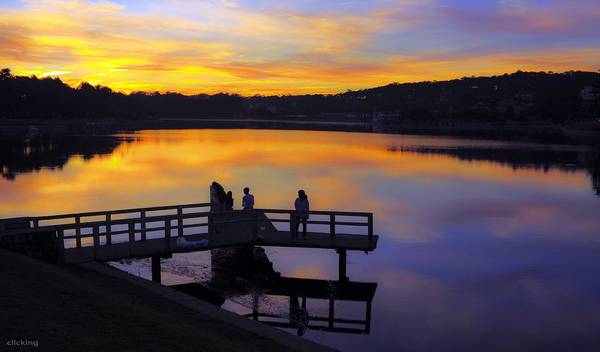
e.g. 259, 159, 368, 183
2, 129, 600, 351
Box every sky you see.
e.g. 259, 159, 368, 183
1, 0, 599, 95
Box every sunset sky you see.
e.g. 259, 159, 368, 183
1, 0, 599, 95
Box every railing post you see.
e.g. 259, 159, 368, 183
165, 219, 171, 249
338, 249, 348, 281
33, 219, 39, 228
106, 214, 112, 245
151, 256, 161, 283
128, 222, 135, 255
328, 297, 335, 329
290, 212, 296, 236
75, 216, 81, 248
177, 207, 183, 237
141, 210, 147, 241
57, 228, 65, 262
367, 213, 373, 239
93, 225, 100, 247
330, 214, 335, 238
365, 301, 372, 334
93, 225, 99, 259
253, 210, 258, 241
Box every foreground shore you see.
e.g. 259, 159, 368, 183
0, 249, 333, 352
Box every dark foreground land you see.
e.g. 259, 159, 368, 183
0, 249, 330, 352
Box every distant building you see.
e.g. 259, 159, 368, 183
372, 111, 399, 123
579, 86, 599, 101
514, 92, 534, 104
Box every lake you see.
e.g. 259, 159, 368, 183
2, 129, 600, 351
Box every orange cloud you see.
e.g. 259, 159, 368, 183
0, 0, 599, 94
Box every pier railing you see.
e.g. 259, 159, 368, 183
211, 208, 373, 239
26, 203, 211, 249
28, 203, 211, 229
3, 204, 374, 254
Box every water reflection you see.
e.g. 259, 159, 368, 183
0, 131, 130, 180
170, 247, 377, 337
1, 130, 598, 200
3, 129, 600, 351
389, 144, 600, 197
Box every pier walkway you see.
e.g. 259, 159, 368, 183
0, 202, 379, 280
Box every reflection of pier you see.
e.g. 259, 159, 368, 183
171, 248, 377, 335
247, 277, 376, 335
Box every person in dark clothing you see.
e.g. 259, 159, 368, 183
211, 181, 227, 206
225, 191, 234, 211
294, 190, 309, 236
242, 187, 255, 210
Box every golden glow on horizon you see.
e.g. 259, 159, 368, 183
0, 129, 590, 216
2, 129, 600, 244
1, 1, 599, 95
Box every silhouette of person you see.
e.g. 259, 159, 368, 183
225, 191, 234, 211
294, 190, 309, 236
242, 187, 254, 210
211, 181, 227, 211
289, 295, 308, 336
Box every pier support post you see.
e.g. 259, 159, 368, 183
328, 297, 335, 328
151, 256, 161, 283
365, 301, 372, 334
337, 249, 348, 282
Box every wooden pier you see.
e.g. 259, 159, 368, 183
0, 202, 379, 282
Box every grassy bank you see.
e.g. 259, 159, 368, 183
0, 249, 332, 352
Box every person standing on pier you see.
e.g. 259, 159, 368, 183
225, 191, 234, 211
294, 190, 309, 236
211, 181, 227, 211
242, 187, 254, 210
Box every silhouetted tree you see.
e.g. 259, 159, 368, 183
0, 68, 12, 80
0, 68, 599, 123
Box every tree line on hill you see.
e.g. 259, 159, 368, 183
1, 68, 599, 123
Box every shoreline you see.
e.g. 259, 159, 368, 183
0, 249, 334, 352
1, 117, 599, 145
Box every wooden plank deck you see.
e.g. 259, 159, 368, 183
62, 231, 378, 264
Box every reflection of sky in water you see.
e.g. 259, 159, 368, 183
2, 129, 600, 351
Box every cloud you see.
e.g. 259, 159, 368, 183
437, 0, 600, 36
0, 0, 599, 94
